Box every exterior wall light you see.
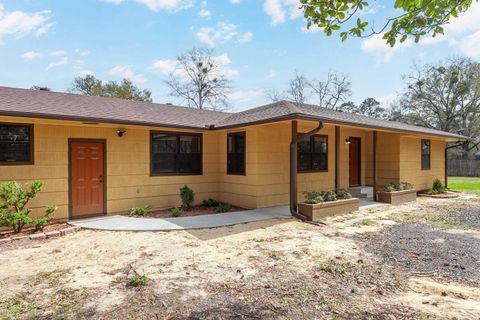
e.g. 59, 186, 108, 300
116, 129, 127, 137
345, 138, 351, 144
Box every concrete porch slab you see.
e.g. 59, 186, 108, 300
68, 206, 292, 231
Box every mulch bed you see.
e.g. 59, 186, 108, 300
132, 205, 245, 219
355, 223, 480, 287
0, 222, 69, 239
418, 192, 460, 199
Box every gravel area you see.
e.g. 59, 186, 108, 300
356, 224, 480, 287
442, 207, 480, 230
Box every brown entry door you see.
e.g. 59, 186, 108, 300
70, 141, 105, 219
349, 138, 361, 186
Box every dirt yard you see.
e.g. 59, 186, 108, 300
1, 197, 479, 319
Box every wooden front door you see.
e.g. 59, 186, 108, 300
349, 137, 361, 186
69, 140, 105, 219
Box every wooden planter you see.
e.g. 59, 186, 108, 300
377, 189, 417, 205
298, 198, 360, 221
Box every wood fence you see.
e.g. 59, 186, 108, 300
447, 159, 480, 177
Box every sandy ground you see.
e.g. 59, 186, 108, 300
1, 196, 479, 319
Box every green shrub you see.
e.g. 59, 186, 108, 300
303, 191, 323, 204
129, 274, 148, 287
320, 191, 337, 202
335, 189, 352, 200
401, 182, 414, 190
129, 205, 152, 216
33, 205, 57, 231
179, 185, 195, 210
0, 181, 57, 233
432, 178, 447, 194
202, 198, 220, 207
384, 182, 401, 192
171, 207, 182, 217
214, 203, 231, 213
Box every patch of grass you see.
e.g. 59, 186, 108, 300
171, 207, 182, 217
358, 219, 377, 226
250, 237, 265, 243
130, 274, 148, 287
448, 176, 480, 195
393, 211, 459, 230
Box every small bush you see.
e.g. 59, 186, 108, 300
384, 182, 401, 192
180, 185, 195, 210
320, 191, 337, 202
129, 274, 148, 287
432, 178, 446, 193
33, 205, 57, 231
171, 207, 182, 217
401, 182, 414, 190
303, 191, 323, 204
335, 189, 352, 200
129, 204, 152, 216
202, 198, 220, 207
0, 180, 57, 233
214, 203, 231, 213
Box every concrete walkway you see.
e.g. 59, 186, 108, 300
68, 206, 292, 231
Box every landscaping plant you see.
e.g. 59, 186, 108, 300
129, 205, 152, 216
0, 180, 57, 233
129, 274, 148, 287
383, 182, 413, 192
214, 203, 231, 213
335, 189, 352, 200
426, 178, 447, 195
303, 191, 323, 204
179, 185, 195, 210
171, 207, 182, 217
202, 198, 220, 207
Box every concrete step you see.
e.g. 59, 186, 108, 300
348, 187, 373, 199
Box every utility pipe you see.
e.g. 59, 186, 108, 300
290, 121, 324, 220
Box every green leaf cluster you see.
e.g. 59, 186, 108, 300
300, 0, 476, 46
0, 181, 57, 233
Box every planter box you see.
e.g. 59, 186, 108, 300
377, 189, 417, 205
298, 198, 360, 221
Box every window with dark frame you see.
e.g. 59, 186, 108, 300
151, 132, 202, 175
0, 123, 33, 164
421, 139, 431, 170
227, 132, 246, 175
298, 135, 328, 172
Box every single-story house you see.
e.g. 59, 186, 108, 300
0, 86, 467, 220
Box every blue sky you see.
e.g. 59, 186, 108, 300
1, 0, 480, 111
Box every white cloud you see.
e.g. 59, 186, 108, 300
361, 34, 413, 63
74, 49, 91, 56
151, 59, 177, 74
21, 51, 40, 61
198, 9, 210, 17
103, 0, 193, 11
196, 22, 238, 47
268, 69, 279, 78
108, 65, 147, 84
229, 89, 264, 103
238, 31, 253, 43
50, 50, 67, 56
80, 70, 95, 76
46, 57, 68, 70
263, 0, 301, 25
0, 4, 53, 43
458, 30, 480, 58
152, 53, 238, 79
374, 93, 398, 107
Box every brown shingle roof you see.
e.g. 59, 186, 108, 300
0, 86, 467, 140
0, 86, 230, 129
214, 100, 467, 140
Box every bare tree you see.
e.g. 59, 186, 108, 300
266, 89, 283, 102
399, 57, 480, 158
164, 48, 231, 110
285, 71, 310, 104
309, 71, 352, 110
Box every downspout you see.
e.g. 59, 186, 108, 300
445, 140, 469, 188
290, 120, 325, 220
